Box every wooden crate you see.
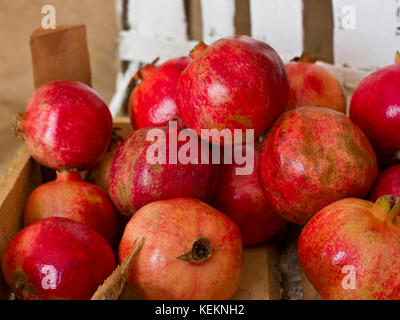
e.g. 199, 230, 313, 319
2, 0, 397, 300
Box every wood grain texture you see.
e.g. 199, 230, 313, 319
232, 243, 281, 300
30, 24, 91, 88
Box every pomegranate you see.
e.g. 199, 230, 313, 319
91, 133, 123, 192
212, 142, 285, 246
129, 57, 191, 129
24, 170, 119, 247
1, 217, 116, 300
259, 106, 378, 224
350, 53, 400, 166
285, 52, 346, 113
119, 198, 243, 300
108, 119, 218, 216
369, 164, 400, 202
12, 80, 113, 170
176, 36, 289, 145
298, 196, 400, 300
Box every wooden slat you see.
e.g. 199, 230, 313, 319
200, 0, 235, 44
0, 147, 42, 299
119, 30, 196, 63
250, 0, 303, 61
332, 0, 400, 70
232, 243, 281, 300
303, 0, 334, 63
127, 0, 188, 40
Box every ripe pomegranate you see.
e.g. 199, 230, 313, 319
24, 170, 119, 247
350, 53, 400, 166
298, 196, 400, 300
369, 164, 400, 202
212, 142, 285, 246
91, 133, 123, 192
119, 198, 243, 300
108, 119, 218, 216
12, 80, 113, 170
259, 106, 378, 224
1, 217, 116, 300
285, 52, 346, 113
129, 57, 191, 129
176, 36, 289, 145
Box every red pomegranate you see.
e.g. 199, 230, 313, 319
369, 164, 400, 202
129, 57, 191, 129
24, 170, 119, 247
12, 80, 113, 170
91, 133, 123, 192
298, 196, 400, 300
176, 36, 289, 145
108, 119, 218, 216
1, 217, 116, 300
350, 53, 400, 166
212, 142, 285, 246
259, 106, 378, 224
119, 198, 243, 300
285, 52, 346, 113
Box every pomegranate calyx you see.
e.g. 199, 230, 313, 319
189, 41, 208, 60
109, 128, 123, 151
395, 51, 400, 65
11, 112, 25, 141
135, 57, 159, 82
177, 237, 212, 264
373, 195, 400, 224
56, 169, 81, 181
291, 51, 325, 64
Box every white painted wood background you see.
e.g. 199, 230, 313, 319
110, 0, 400, 116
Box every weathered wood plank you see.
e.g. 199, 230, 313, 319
250, 0, 303, 61
332, 0, 400, 70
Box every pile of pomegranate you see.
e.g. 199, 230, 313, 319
3, 36, 400, 300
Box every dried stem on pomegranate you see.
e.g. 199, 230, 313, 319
189, 41, 208, 60
373, 195, 400, 224
91, 238, 144, 300
11, 112, 25, 141
109, 127, 124, 151
130, 57, 160, 86
177, 237, 212, 264
291, 51, 327, 64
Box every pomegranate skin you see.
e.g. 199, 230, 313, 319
285, 61, 346, 113
24, 171, 119, 247
369, 165, 400, 202
119, 198, 243, 300
17, 80, 113, 170
259, 106, 378, 224
176, 36, 289, 144
350, 63, 400, 166
108, 121, 218, 216
129, 57, 191, 129
1, 217, 116, 300
298, 197, 400, 300
91, 135, 123, 192
212, 142, 285, 246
